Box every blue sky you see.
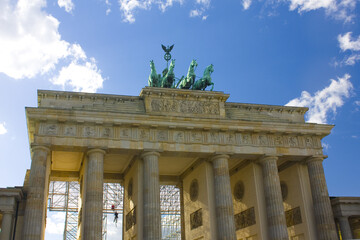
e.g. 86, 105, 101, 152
0, 0, 360, 237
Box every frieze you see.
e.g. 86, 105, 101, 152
150, 99, 220, 115
38, 123, 323, 150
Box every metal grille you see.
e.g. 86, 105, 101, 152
160, 185, 181, 240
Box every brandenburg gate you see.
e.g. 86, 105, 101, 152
6, 87, 340, 239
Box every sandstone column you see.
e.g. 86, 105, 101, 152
211, 154, 236, 240
258, 155, 288, 240
338, 216, 353, 239
141, 151, 161, 240
83, 149, 105, 240
306, 156, 337, 240
0, 211, 14, 240
22, 145, 50, 240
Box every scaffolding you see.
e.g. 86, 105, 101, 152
160, 185, 181, 240
48, 181, 181, 240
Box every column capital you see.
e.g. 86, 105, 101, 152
141, 151, 161, 159
305, 155, 327, 164
210, 154, 230, 162
87, 148, 106, 156
257, 154, 279, 164
31, 144, 51, 154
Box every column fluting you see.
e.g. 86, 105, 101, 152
211, 154, 236, 240
83, 148, 105, 240
22, 145, 50, 240
258, 155, 289, 240
0, 211, 14, 240
338, 216, 353, 239
306, 156, 337, 240
141, 151, 161, 240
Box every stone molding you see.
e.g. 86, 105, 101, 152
31, 144, 51, 154
140, 151, 161, 159
210, 154, 230, 162
37, 122, 323, 150
86, 148, 106, 156
305, 155, 326, 164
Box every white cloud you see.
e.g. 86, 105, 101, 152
338, 32, 360, 51
0, 0, 105, 93
51, 58, 104, 93
118, 0, 183, 23
190, 9, 202, 17
105, 0, 112, 15
322, 142, 330, 150
242, 0, 252, 10
0, 122, 7, 135
285, 0, 357, 22
286, 74, 353, 124
45, 212, 65, 234
344, 54, 360, 65
58, 0, 74, 13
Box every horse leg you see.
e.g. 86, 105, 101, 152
210, 83, 214, 91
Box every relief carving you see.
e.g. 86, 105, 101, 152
138, 129, 149, 140
83, 126, 96, 137
190, 208, 203, 230
241, 134, 252, 144
45, 124, 58, 135
208, 132, 219, 144
64, 126, 76, 136
259, 135, 268, 145
190, 132, 202, 143
305, 137, 313, 147
288, 136, 298, 147
274, 136, 283, 146
150, 99, 219, 115
173, 131, 184, 142
285, 207, 302, 227
225, 133, 235, 144
234, 207, 256, 230
102, 127, 111, 138
157, 130, 168, 141
126, 206, 136, 231
120, 128, 131, 138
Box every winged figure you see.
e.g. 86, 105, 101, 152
161, 44, 174, 54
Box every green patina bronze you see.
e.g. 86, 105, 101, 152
148, 45, 215, 91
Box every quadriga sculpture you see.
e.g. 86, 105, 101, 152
148, 60, 161, 87
192, 64, 214, 91
176, 59, 198, 89
161, 59, 176, 88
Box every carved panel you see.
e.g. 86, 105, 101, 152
241, 134, 252, 145
83, 126, 96, 137
44, 124, 58, 135
101, 127, 112, 138
259, 134, 268, 145
288, 136, 298, 147
126, 206, 136, 231
120, 128, 131, 138
156, 130, 168, 141
190, 132, 203, 143
225, 133, 236, 144
285, 207, 302, 227
173, 131, 185, 142
150, 99, 220, 115
138, 128, 150, 140
305, 137, 313, 148
208, 132, 220, 144
234, 207, 256, 230
190, 208, 203, 230
274, 135, 284, 146
64, 125, 76, 136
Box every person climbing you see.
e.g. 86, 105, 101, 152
114, 211, 119, 223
